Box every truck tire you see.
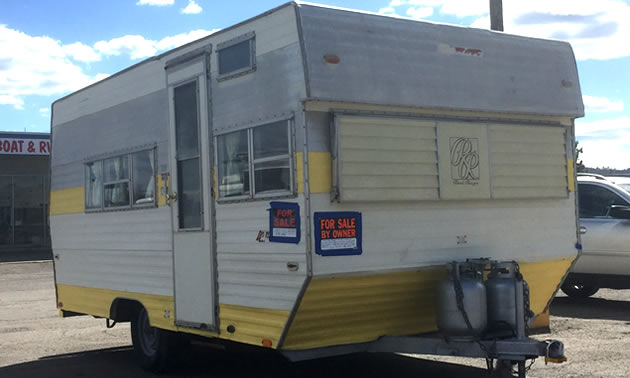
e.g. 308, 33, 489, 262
560, 283, 599, 298
130, 306, 173, 372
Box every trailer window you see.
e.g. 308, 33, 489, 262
218, 129, 249, 198
84, 148, 156, 212
132, 150, 155, 205
217, 120, 292, 201
104, 156, 130, 208
252, 121, 290, 194
85, 161, 103, 209
217, 32, 255, 80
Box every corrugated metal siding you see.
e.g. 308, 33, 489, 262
338, 116, 438, 202
216, 197, 308, 311
282, 257, 572, 350
490, 124, 567, 199
282, 269, 442, 350
310, 193, 577, 275
51, 207, 173, 296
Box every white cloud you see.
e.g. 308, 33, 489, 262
136, 0, 174, 6
0, 24, 218, 111
386, 0, 630, 61
39, 107, 49, 113
156, 29, 217, 50
583, 95, 624, 113
94, 35, 158, 60
0, 25, 106, 109
63, 42, 101, 63
181, 0, 202, 14
576, 116, 630, 169
474, 0, 630, 61
0, 95, 24, 110
406, 7, 434, 19
379, 7, 396, 15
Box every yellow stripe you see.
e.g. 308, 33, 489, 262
50, 186, 84, 215
567, 158, 575, 192
296, 152, 331, 194
55, 284, 288, 348
283, 257, 573, 350
51, 174, 168, 215
156, 174, 169, 207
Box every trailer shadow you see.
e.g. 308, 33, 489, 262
0, 344, 491, 378
551, 296, 630, 322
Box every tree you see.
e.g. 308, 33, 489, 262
575, 141, 586, 172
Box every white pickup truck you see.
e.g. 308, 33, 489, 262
563, 174, 630, 297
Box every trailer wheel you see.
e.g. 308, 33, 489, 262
560, 283, 599, 298
130, 306, 173, 372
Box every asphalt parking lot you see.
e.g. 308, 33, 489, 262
1, 261, 629, 378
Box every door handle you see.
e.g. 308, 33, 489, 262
166, 192, 178, 205
579, 226, 587, 235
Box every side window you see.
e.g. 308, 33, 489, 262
103, 156, 130, 208
217, 120, 292, 200
578, 183, 628, 218
85, 161, 103, 209
132, 150, 155, 205
85, 149, 156, 211
217, 32, 255, 80
218, 129, 249, 198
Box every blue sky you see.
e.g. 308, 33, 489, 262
1, 0, 628, 168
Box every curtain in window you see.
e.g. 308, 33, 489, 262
87, 163, 102, 208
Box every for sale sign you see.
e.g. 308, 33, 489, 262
314, 212, 362, 256
268, 201, 300, 244
0, 134, 50, 156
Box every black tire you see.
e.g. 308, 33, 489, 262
130, 306, 173, 372
560, 283, 599, 298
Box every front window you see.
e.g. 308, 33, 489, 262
217, 32, 255, 80
217, 120, 292, 200
578, 183, 628, 218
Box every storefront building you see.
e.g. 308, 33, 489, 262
0, 132, 51, 254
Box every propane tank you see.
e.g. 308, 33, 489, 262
437, 261, 487, 339
486, 261, 528, 339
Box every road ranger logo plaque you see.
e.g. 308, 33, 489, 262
450, 137, 480, 185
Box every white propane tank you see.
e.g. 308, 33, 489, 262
436, 261, 487, 339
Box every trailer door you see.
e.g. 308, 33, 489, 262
166, 51, 216, 330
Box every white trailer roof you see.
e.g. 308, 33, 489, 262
297, 3, 584, 117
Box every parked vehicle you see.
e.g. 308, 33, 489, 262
562, 175, 630, 297
608, 176, 630, 192
50, 2, 583, 376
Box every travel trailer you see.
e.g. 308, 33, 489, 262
50, 2, 583, 376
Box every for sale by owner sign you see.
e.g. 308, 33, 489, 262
0, 133, 50, 156
314, 211, 362, 256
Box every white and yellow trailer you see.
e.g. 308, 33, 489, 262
50, 2, 583, 373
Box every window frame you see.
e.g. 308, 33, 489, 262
84, 148, 157, 213
578, 182, 630, 219
216, 31, 256, 81
215, 119, 295, 203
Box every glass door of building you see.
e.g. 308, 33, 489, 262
0, 175, 49, 247
0, 177, 11, 245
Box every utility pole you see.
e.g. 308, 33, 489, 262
489, 0, 504, 31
